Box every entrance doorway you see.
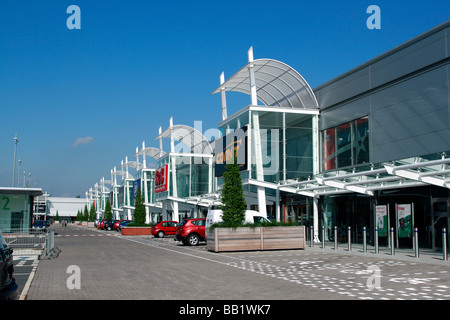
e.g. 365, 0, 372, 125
430, 198, 450, 249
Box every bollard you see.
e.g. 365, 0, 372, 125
443, 228, 447, 261
347, 226, 351, 251
414, 228, 419, 258
310, 226, 314, 247
334, 226, 338, 250
322, 226, 325, 249
363, 226, 367, 253
390, 227, 395, 255
375, 227, 379, 254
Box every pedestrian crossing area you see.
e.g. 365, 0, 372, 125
55, 233, 116, 237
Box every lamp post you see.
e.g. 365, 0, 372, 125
12, 134, 19, 187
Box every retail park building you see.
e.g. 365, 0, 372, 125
86, 21, 450, 249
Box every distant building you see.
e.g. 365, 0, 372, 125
34, 194, 86, 221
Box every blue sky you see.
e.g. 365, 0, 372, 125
0, 0, 448, 197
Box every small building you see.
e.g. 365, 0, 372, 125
0, 187, 43, 231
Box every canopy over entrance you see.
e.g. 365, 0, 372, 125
212, 58, 319, 110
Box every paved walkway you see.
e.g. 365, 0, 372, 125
22, 224, 450, 302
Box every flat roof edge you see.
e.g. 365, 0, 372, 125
0, 187, 43, 197
313, 20, 450, 92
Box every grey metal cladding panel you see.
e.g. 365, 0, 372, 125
370, 67, 449, 163
319, 96, 370, 130
372, 129, 450, 163
447, 26, 450, 57
370, 29, 447, 88
314, 66, 370, 110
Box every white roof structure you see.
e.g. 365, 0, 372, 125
155, 124, 214, 155
271, 153, 450, 198
212, 58, 319, 110
136, 146, 165, 160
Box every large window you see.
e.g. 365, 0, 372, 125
322, 116, 369, 171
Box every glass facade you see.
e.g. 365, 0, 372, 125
0, 194, 31, 231
322, 116, 369, 171
219, 109, 316, 184
155, 154, 212, 200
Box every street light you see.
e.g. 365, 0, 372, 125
12, 134, 19, 187
17, 158, 22, 187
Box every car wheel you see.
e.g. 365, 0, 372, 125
106, 226, 112, 231
157, 231, 165, 238
187, 234, 199, 246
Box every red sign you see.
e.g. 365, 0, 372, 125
155, 165, 168, 193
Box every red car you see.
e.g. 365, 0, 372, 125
113, 220, 131, 230
175, 218, 206, 246
97, 219, 107, 230
151, 221, 179, 238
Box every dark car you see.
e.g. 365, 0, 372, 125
103, 220, 118, 231
151, 221, 179, 238
0, 234, 19, 300
175, 218, 206, 246
32, 220, 48, 232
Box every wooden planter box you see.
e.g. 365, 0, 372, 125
207, 226, 306, 252
121, 227, 152, 236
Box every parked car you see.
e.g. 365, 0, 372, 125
0, 234, 19, 300
32, 220, 48, 232
116, 220, 133, 232
151, 221, 179, 238
94, 219, 103, 227
97, 220, 105, 230
175, 218, 206, 246
113, 220, 132, 230
103, 220, 118, 231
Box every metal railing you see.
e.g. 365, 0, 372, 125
0, 228, 54, 257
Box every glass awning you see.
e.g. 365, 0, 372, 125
155, 124, 214, 154
136, 147, 165, 160
211, 58, 319, 110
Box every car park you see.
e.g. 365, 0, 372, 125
175, 218, 206, 246
0, 234, 19, 300
151, 221, 179, 238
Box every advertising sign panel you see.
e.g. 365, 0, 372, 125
375, 205, 388, 237
155, 165, 169, 193
133, 178, 141, 199
214, 126, 248, 177
397, 204, 412, 238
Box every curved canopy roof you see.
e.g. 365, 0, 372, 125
155, 124, 214, 154
212, 58, 319, 110
136, 147, 165, 160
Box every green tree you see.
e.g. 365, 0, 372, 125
104, 198, 112, 220
84, 205, 89, 221
220, 160, 246, 226
133, 187, 146, 225
55, 211, 59, 221
90, 203, 96, 220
